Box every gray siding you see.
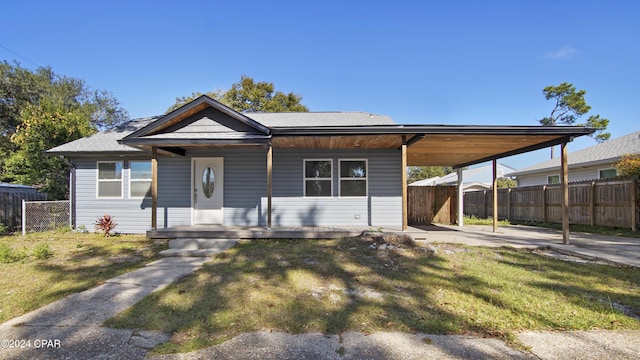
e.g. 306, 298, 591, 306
516, 164, 618, 187
268, 149, 401, 227
74, 157, 154, 234
72, 149, 401, 233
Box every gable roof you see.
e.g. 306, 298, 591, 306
122, 95, 270, 140
510, 130, 640, 177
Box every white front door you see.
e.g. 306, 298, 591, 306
192, 157, 224, 224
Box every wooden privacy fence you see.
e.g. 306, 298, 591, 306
408, 186, 457, 225
464, 176, 639, 230
0, 191, 48, 231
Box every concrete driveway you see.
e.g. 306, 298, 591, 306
406, 224, 640, 268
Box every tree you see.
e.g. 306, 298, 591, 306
167, 75, 309, 113
615, 154, 640, 177
539, 82, 610, 158
496, 177, 517, 188
407, 166, 454, 184
0, 61, 128, 195
5, 98, 95, 199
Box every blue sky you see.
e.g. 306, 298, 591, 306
1, 0, 638, 168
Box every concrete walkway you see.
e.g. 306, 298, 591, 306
1, 226, 638, 359
0, 257, 208, 360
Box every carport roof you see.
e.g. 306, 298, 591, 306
270, 125, 595, 168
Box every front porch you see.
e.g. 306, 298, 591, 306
147, 225, 371, 240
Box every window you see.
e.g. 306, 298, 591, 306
599, 168, 617, 179
97, 161, 123, 198
547, 175, 560, 184
130, 161, 152, 198
304, 159, 332, 197
340, 159, 367, 196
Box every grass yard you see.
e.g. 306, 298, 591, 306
106, 235, 640, 354
0, 229, 165, 323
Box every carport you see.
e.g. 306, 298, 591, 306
273, 125, 595, 243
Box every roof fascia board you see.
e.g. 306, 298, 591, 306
122, 137, 271, 147
44, 150, 149, 157
271, 125, 596, 137
122, 95, 270, 142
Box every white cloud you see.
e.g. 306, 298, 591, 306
542, 45, 578, 59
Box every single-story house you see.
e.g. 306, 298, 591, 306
510, 130, 640, 187
47, 95, 594, 234
409, 163, 516, 192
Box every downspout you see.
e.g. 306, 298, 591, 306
59, 156, 76, 229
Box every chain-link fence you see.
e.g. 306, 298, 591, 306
22, 200, 70, 234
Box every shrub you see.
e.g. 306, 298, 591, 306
95, 214, 117, 237
615, 154, 640, 177
0, 244, 28, 263
0, 223, 8, 236
33, 243, 53, 260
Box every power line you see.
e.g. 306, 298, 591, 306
0, 43, 41, 68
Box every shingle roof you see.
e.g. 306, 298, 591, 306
247, 112, 396, 127
47, 112, 395, 155
46, 117, 159, 154
510, 130, 640, 176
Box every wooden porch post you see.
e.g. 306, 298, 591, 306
492, 159, 498, 233
267, 144, 273, 229
561, 142, 570, 244
457, 168, 464, 226
401, 137, 408, 231
151, 147, 158, 230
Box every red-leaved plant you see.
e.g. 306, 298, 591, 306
95, 214, 117, 237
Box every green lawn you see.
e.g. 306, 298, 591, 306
0, 229, 165, 323
106, 235, 640, 354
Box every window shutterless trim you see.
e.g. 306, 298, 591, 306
303, 159, 333, 197
598, 168, 617, 179
96, 161, 124, 199
129, 160, 152, 199
338, 159, 368, 197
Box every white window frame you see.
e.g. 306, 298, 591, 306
96, 161, 124, 199
547, 174, 560, 184
339, 159, 368, 197
303, 159, 333, 197
598, 168, 617, 179
129, 160, 152, 199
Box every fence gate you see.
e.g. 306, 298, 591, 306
408, 186, 457, 225
22, 200, 70, 234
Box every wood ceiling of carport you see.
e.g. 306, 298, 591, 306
270, 133, 568, 167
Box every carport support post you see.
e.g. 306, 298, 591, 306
151, 146, 158, 230
457, 168, 464, 227
267, 144, 273, 229
401, 137, 408, 231
492, 159, 498, 233
561, 142, 570, 244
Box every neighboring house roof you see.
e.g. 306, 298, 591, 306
510, 130, 640, 177
0, 182, 37, 190
409, 163, 516, 187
